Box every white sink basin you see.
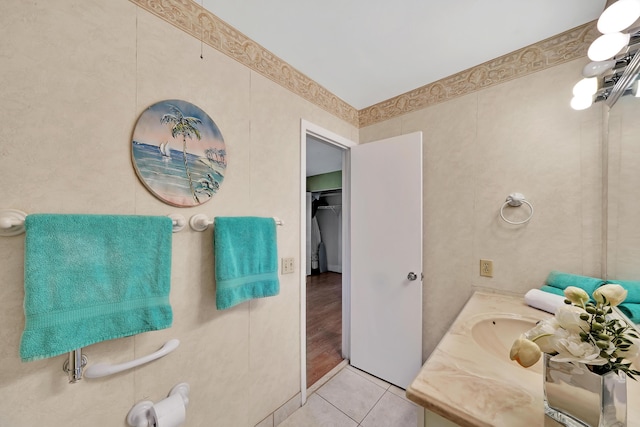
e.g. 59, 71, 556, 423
469, 314, 540, 364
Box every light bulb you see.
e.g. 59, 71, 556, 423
572, 78, 598, 96
588, 32, 630, 61
582, 60, 617, 77
570, 95, 593, 110
598, 0, 640, 34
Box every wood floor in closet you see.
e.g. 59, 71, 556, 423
306, 272, 343, 387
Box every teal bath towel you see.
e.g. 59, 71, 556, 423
20, 214, 173, 362
544, 271, 605, 296
214, 217, 279, 310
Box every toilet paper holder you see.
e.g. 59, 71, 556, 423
127, 382, 190, 427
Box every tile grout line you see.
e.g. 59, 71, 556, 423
356, 389, 390, 426
314, 393, 361, 425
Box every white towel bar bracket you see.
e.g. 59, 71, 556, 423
0, 209, 27, 236
169, 213, 186, 232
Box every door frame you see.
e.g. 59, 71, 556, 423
299, 119, 356, 403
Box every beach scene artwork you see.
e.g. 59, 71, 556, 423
132, 100, 227, 207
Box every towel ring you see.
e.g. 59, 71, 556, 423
500, 193, 534, 225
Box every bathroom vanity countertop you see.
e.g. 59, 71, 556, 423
406, 291, 640, 427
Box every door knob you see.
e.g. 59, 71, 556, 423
407, 272, 418, 281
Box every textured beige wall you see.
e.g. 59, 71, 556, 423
360, 59, 605, 358
0, 1, 356, 426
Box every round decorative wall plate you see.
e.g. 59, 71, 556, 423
131, 100, 226, 207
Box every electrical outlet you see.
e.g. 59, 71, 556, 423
480, 259, 493, 277
281, 257, 295, 274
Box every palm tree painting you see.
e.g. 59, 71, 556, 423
131, 100, 227, 207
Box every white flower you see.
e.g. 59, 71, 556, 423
510, 336, 542, 368
555, 304, 590, 334
551, 328, 608, 365
564, 286, 589, 306
593, 284, 628, 307
524, 318, 561, 354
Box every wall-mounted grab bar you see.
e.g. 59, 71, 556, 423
189, 214, 284, 232
84, 339, 180, 379
0, 210, 187, 235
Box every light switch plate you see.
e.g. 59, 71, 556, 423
281, 257, 295, 274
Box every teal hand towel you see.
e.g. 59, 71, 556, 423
20, 214, 173, 362
214, 217, 279, 310
604, 280, 640, 303
545, 271, 605, 296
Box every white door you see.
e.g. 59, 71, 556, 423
350, 132, 423, 389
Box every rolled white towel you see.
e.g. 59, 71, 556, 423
524, 289, 566, 314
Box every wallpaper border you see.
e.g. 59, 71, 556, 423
129, 0, 596, 129
359, 23, 598, 127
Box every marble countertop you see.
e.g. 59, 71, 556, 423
406, 291, 640, 427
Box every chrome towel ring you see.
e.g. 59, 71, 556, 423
500, 193, 533, 225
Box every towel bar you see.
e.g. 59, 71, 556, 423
189, 213, 284, 231
0, 210, 187, 235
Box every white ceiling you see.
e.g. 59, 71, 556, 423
202, 0, 606, 110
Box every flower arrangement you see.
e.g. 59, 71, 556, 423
510, 284, 640, 379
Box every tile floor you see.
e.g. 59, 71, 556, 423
279, 365, 421, 427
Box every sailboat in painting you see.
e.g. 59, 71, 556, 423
159, 141, 171, 158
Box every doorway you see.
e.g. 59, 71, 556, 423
299, 120, 356, 403
306, 139, 344, 387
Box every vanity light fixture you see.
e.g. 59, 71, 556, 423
588, 32, 630, 61
570, 95, 594, 110
597, 0, 640, 34
571, 0, 640, 110
572, 77, 599, 96
582, 59, 617, 77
